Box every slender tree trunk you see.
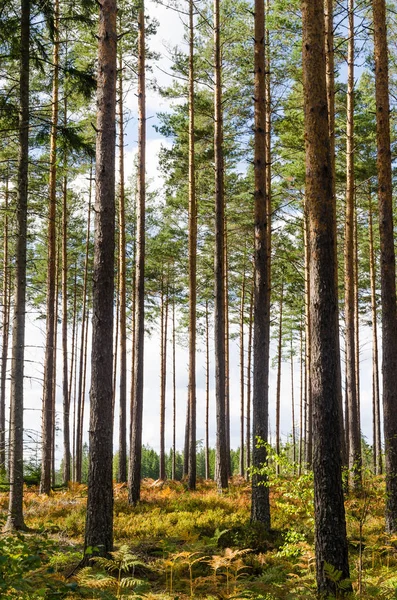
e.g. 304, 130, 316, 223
275, 281, 283, 476
52, 253, 60, 487
344, 0, 361, 490
62, 88, 70, 485
0, 171, 10, 472
129, 2, 146, 505
369, 192, 382, 475
118, 47, 127, 483
188, 0, 197, 490
172, 295, 176, 480
246, 284, 253, 480
40, 0, 60, 495
224, 226, 231, 477
239, 265, 246, 477
303, 212, 312, 467
159, 276, 168, 481
291, 335, 296, 468
251, 0, 270, 527
4, 0, 30, 531
298, 321, 303, 475
325, 0, 346, 470
372, 0, 397, 533
69, 269, 77, 479
76, 182, 92, 483
302, 0, 350, 592
213, 0, 228, 491
205, 299, 210, 480
84, 0, 117, 557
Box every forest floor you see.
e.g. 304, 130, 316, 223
0, 474, 396, 599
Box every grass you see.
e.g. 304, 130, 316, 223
0, 474, 396, 598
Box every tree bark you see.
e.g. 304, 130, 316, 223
205, 299, 210, 480
84, 0, 117, 557
172, 295, 176, 480
239, 263, 246, 477
302, 0, 350, 593
75, 180, 92, 483
372, 0, 397, 533
40, 0, 60, 495
159, 275, 168, 481
4, 0, 30, 532
0, 170, 10, 473
275, 281, 283, 476
344, 0, 361, 490
117, 47, 127, 483
213, 0, 228, 491
368, 192, 382, 475
246, 283, 253, 480
129, 2, 146, 505
303, 211, 312, 468
251, 0, 270, 528
188, 0, 197, 489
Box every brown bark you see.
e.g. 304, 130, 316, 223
275, 281, 283, 476
62, 84, 70, 485
0, 170, 10, 472
172, 295, 176, 480
290, 336, 296, 468
205, 299, 210, 480
303, 212, 312, 467
188, 0, 197, 489
372, 0, 397, 533
4, 0, 30, 531
75, 183, 92, 483
40, 0, 60, 495
368, 193, 382, 475
239, 264, 246, 477
213, 0, 228, 491
246, 283, 253, 480
344, 0, 361, 490
302, 0, 350, 592
118, 47, 127, 483
325, 0, 346, 470
84, 0, 117, 556
251, 0, 270, 527
159, 275, 168, 481
129, 3, 146, 505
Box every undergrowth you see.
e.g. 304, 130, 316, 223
0, 474, 396, 598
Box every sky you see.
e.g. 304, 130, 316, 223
18, 0, 380, 467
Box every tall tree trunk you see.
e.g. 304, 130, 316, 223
40, 0, 60, 495
69, 269, 77, 478
246, 283, 253, 480
302, 0, 350, 593
159, 275, 168, 481
275, 281, 283, 476
75, 181, 92, 483
368, 192, 382, 475
172, 295, 176, 480
84, 0, 117, 557
290, 335, 296, 468
52, 252, 60, 487
224, 226, 231, 477
298, 320, 304, 475
188, 0, 197, 490
118, 47, 127, 483
4, 0, 30, 531
344, 0, 361, 490
251, 0, 270, 528
303, 212, 312, 467
213, 0, 228, 491
205, 299, 210, 480
325, 0, 346, 470
372, 0, 397, 533
0, 170, 10, 473
129, 2, 146, 505
239, 265, 246, 477
62, 87, 70, 485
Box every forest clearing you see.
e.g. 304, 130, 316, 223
1, 474, 397, 599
